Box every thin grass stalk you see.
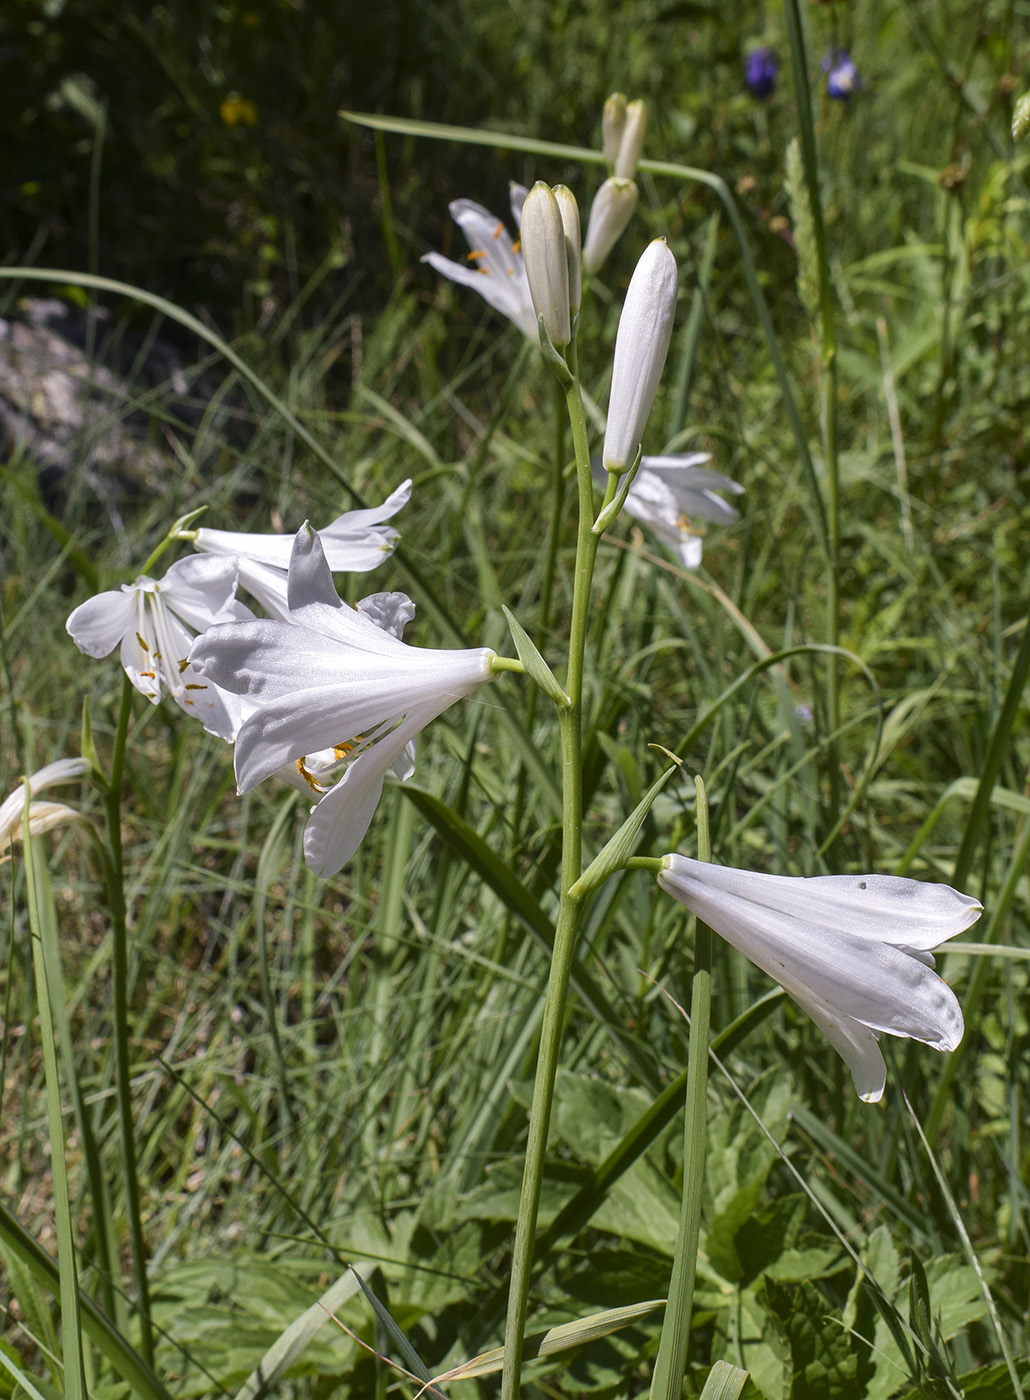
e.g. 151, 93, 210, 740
23, 827, 87, 1400
925, 804, 1030, 1138
782, 0, 841, 849
500, 372, 598, 1400
905, 1095, 1026, 1400
103, 675, 154, 1364
649, 777, 712, 1400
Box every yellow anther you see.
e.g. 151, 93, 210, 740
296, 758, 326, 794
136, 632, 150, 652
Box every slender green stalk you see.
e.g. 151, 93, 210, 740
782, 0, 841, 846
500, 373, 599, 1400
103, 675, 155, 1365
24, 829, 86, 1400
650, 779, 713, 1400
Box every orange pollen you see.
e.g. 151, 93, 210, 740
334, 738, 360, 760
511, 238, 521, 253
467, 248, 487, 261
491, 221, 504, 239
139, 670, 156, 680
296, 758, 326, 794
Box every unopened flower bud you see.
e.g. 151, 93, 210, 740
602, 92, 628, 169
582, 177, 639, 276
520, 181, 571, 349
614, 99, 647, 179
602, 239, 678, 474
553, 185, 581, 320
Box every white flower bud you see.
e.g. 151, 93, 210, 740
520, 181, 571, 349
602, 238, 678, 474
581, 177, 639, 276
614, 99, 647, 179
552, 185, 581, 320
602, 92, 627, 168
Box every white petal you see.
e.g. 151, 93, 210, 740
0, 759, 89, 845
287, 523, 341, 611
66, 589, 137, 658
234, 559, 292, 620
161, 554, 247, 631
675, 536, 704, 570
119, 599, 162, 702
422, 243, 538, 341
302, 715, 418, 877
665, 858, 981, 949
195, 481, 411, 575
356, 591, 416, 639
230, 648, 494, 790
658, 855, 970, 1089
798, 993, 888, 1104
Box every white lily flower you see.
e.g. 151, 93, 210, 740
658, 855, 983, 1102
191, 480, 412, 620
602, 239, 678, 473
66, 555, 253, 740
0, 758, 91, 859
189, 524, 499, 877
595, 453, 744, 568
422, 186, 538, 342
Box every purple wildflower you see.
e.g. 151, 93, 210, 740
745, 47, 779, 101
822, 48, 860, 101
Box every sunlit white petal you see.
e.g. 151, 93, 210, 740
423, 197, 538, 341
0, 758, 91, 856
189, 524, 498, 874
67, 555, 251, 740
658, 855, 981, 1102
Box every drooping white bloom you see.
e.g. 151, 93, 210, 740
191, 480, 411, 620
582, 177, 639, 276
595, 453, 744, 569
66, 555, 252, 740
520, 182, 571, 348
422, 186, 537, 341
602, 239, 678, 473
0, 758, 90, 859
189, 524, 498, 877
658, 855, 983, 1102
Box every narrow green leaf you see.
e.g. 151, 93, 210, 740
570, 760, 678, 897
502, 605, 568, 705
697, 1359, 751, 1400
234, 1265, 375, 1400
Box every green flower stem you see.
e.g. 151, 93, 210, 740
500, 374, 599, 1400
650, 779, 713, 1400
783, 0, 841, 844
103, 676, 155, 1365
